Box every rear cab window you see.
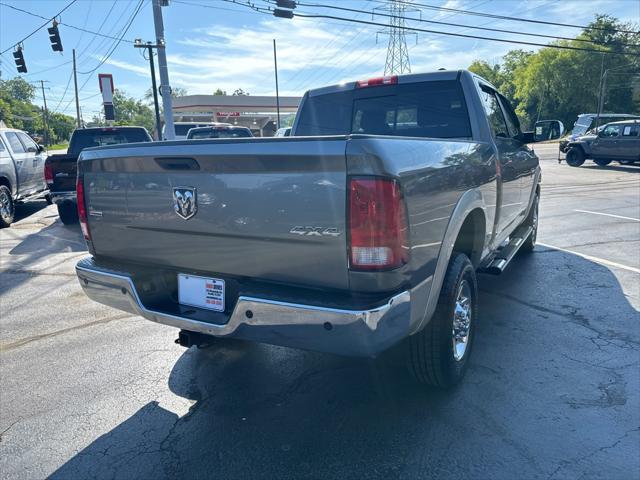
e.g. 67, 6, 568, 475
189, 128, 252, 139
296, 80, 472, 139
70, 128, 151, 155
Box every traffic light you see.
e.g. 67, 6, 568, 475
274, 0, 296, 19
13, 47, 27, 73
48, 22, 63, 52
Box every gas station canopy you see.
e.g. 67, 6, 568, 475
172, 94, 302, 136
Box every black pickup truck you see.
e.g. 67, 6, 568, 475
44, 126, 152, 224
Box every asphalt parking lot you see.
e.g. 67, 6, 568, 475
1, 143, 638, 480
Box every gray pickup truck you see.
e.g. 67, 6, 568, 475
75, 70, 561, 387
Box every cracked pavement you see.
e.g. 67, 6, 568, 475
0, 144, 638, 479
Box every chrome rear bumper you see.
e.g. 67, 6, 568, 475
75, 257, 411, 356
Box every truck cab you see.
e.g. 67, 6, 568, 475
0, 128, 49, 227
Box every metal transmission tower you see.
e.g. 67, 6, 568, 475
376, 0, 417, 75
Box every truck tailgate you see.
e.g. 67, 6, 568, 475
47, 154, 77, 192
80, 138, 349, 290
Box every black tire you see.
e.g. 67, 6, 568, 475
521, 193, 539, 253
57, 201, 78, 225
407, 253, 478, 388
45, 193, 53, 205
0, 185, 15, 228
566, 147, 585, 167
594, 158, 612, 167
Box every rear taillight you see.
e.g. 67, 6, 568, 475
348, 177, 409, 270
44, 161, 53, 185
355, 75, 398, 88
76, 176, 90, 241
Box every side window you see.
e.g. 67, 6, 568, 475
602, 125, 621, 137
5, 132, 26, 154
478, 86, 509, 138
622, 125, 639, 137
497, 94, 521, 137
0, 137, 6, 152
17, 132, 37, 152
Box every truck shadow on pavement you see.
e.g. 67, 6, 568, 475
1, 211, 86, 297
50, 248, 640, 480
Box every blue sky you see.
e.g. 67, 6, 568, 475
1, 0, 638, 120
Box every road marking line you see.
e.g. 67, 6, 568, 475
537, 242, 640, 274
573, 209, 640, 222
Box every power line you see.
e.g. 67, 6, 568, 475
290, 1, 640, 48
77, 0, 145, 75
366, 0, 640, 35
58, 0, 145, 114
0, 2, 136, 45
281, 12, 640, 56
0, 0, 79, 54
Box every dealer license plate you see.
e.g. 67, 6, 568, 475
178, 274, 225, 312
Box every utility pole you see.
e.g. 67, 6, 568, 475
595, 54, 605, 131
273, 39, 281, 129
39, 80, 49, 147
72, 49, 81, 128
152, 0, 175, 140
135, 40, 162, 140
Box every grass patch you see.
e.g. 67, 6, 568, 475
47, 143, 69, 150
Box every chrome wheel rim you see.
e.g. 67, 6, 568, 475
0, 189, 11, 221
452, 279, 472, 361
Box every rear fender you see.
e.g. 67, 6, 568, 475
0, 163, 17, 197
409, 188, 488, 334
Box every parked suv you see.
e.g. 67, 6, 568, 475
565, 120, 640, 167
560, 113, 640, 153
0, 127, 50, 227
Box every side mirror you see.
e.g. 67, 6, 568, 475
37, 144, 45, 153
533, 120, 565, 142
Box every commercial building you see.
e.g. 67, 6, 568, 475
171, 94, 301, 136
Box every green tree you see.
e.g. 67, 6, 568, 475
112, 89, 155, 133
213, 88, 227, 95
468, 15, 640, 130
1, 78, 35, 103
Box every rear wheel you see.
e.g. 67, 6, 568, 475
0, 185, 15, 228
58, 201, 78, 225
566, 147, 585, 167
407, 253, 477, 388
521, 193, 539, 253
594, 158, 612, 167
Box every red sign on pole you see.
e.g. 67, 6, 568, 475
98, 74, 115, 121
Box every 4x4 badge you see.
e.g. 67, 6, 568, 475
289, 226, 341, 237
173, 187, 197, 220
